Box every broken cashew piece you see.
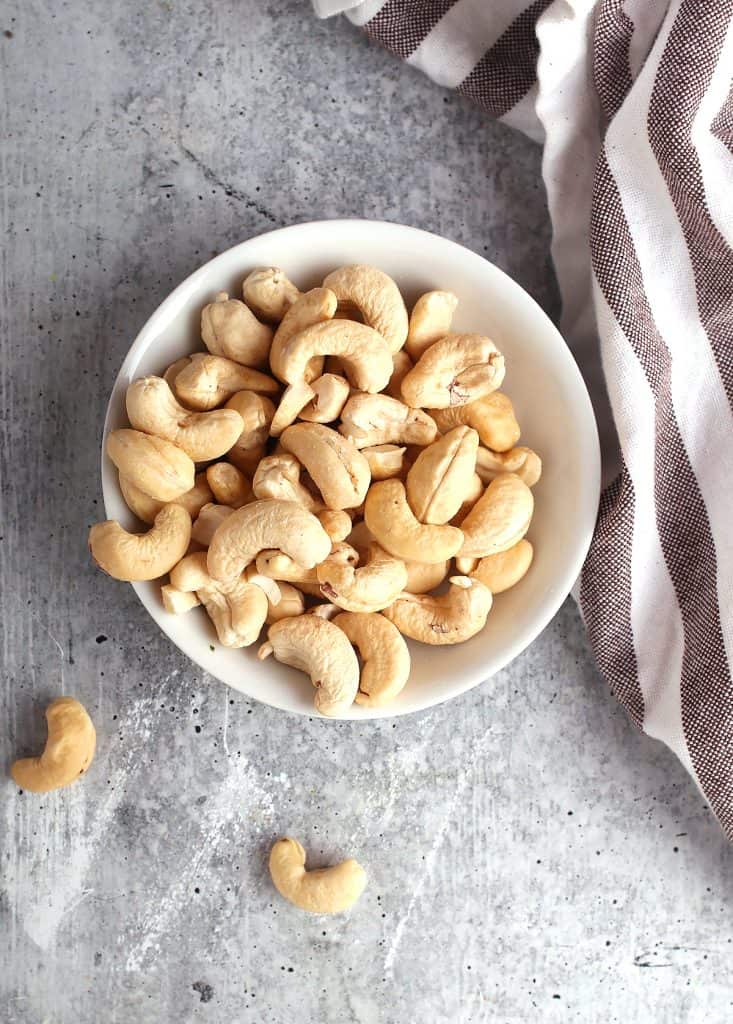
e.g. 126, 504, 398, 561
362, 445, 407, 481
280, 423, 371, 511
334, 612, 411, 708
475, 446, 542, 487
299, 373, 350, 423
89, 504, 191, 581
317, 543, 408, 613
242, 267, 301, 323
119, 471, 213, 526
174, 354, 279, 411
269, 837, 367, 914
191, 503, 234, 547
405, 290, 459, 361
252, 453, 322, 513
265, 581, 306, 624
406, 426, 479, 524
400, 334, 505, 409
269, 382, 316, 437
11, 697, 96, 793
322, 265, 408, 353
339, 394, 438, 449
459, 473, 534, 558
170, 551, 268, 647
364, 479, 463, 564
270, 287, 337, 382
201, 291, 272, 368
206, 462, 253, 509
431, 392, 520, 453
279, 320, 393, 394
107, 428, 195, 502
470, 539, 534, 594
161, 584, 201, 614
384, 576, 493, 645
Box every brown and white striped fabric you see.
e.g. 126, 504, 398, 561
315, 0, 733, 838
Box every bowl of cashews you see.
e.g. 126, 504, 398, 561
92, 219, 600, 719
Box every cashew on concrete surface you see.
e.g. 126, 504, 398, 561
12, 697, 96, 793
269, 837, 367, 914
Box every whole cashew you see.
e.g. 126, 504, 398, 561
107, 428, 195, 501
259, 616, 360, 717
170, 551, 269, 647
225, 390, 276, 474
317, 509, 352, 543
431, 392, 520, 453
364, 479, 463, 564
334, 612, 411, 708
119, 471, 213, 525
206, 462, 253, 509
338, 394, 438, 449
385, 349, 414, 400
362, 444, 407, 481
242, 267, 301, 323
475, 446, 542, 487
11, 697, 96, 793
470, 539, 534, 594
459, 473, 534, 558
201, 291, 272, 368
322, 265, 408, 353
403, 559, 450, 594
269, 837, 367, 913
174, 354, 279, 411
207, 499, 332, 582
317, 543, 408, 613
280, 423, 371, 511
406, 426, 479, 525
299, 373, 351, 423
383, 576, 493, 644
278, 320, 393, 394
400, 334, 505, 409
252, 453, 322, 513
161, 584, 201, 614
191, 503, 234, 547
405, 290, 459, 361
269, 381, 316, 437
265, 581, 306, 624
270, 287, 337, 382
89, 504, 191, 581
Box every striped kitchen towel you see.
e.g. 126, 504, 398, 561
315, 0, 733, 839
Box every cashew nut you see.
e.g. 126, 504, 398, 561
163, 356, 192, 401
385, 349, 414, 400
317, 509, 352, 544
299, 373, 350, 423
191, 503, 234, 547
307, 603, 342, 620
279, 320, 393, 394
364, 479, 463, 564
206, 499, 332, 582
400, 334, 505, 409
431, 392, 520, 453
257, 543, 358, 590
170, 551, 268, 647
174, 354, 279, 411
459, 473, 534, 558
322, 265, 408, 353
280, 423, 371, 510
454, 556, 478, 574
383, 576, 492, 644
269, 837, 366, 913
265, 581, 306, 624
11, 697, 96, 793
475, 446, 542, 487
317, 543, 408, 613
242, 267, 301, 322
206, 462, 253, 509
225, 390, 276, 474
243, 564, 283, 607
405, 290, 459, 361
334, 612, 411, 708
405, 426, 479, 525
89, 504, 191, 581
252, 453, 321, 512
403, 559, 450, 594
470, 539, 534, 594
362, 445, 407, 481
201, 291, 272, 368
107, 428, 195, 501
161, 584, 201, 614
270, 287, 337, 382
451, 472, 484, 525
259, 616, 360, 717
119, 470, 213, 525
269, 381, 316, 437
339, 394, 438, 449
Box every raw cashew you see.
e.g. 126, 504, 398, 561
299, 373, 350, 423
322, 265, 408, 353
174, 354, 279, 411
119, 471, 213, 525
206, 463, 253, 508
405, 290, 458, 361
317, 543, 408, 613
170, 551, 268, 647
431, 392, 520, 452
334, 612, 411, 708
89, 504, 191, 581
362, 445, 407, 481
269, 382, 316, 437
406, 426, 479, 525
400, 334, 505, 409
265, 581, 305, 624
191, 503, 234, 547
225, 391, 276, 474
257, 543, 358, 587
242, 267, 301, 322
280, 423, 371, 510
163, 356, 192, 400
270, 287, 337, 382
451, 472, 484, 525
475, 446, 542, 487
279, 320, 393, 394
207, 499, 332, 582
259, 616, 360, 717
470, 539, 534, 594
201, 291, 272, 368
11, 697, 96, 793
385, 349, 414, 400
269, 837, 366, 913
339, 394, 437, 449
364, 479, 463, 564
107, 428, 195, 501
161, 584, 201, 614
317, 509, 352, 543
383, 576, 492, 645
403, 559, 450, 594
253, 453, 321, 512
459, 473, 534, 558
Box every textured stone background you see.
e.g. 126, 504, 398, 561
2, 2, 732, 1022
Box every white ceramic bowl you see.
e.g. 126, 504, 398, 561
102, 219, 600, 719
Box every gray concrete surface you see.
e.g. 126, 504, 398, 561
1, 2, 732, 1022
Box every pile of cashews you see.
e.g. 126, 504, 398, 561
89, 264, 542, 718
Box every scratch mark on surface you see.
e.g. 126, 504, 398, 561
222, 694, 230, 756
178, 143, 278, 222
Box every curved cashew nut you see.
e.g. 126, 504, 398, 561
470, 539, 534, 594
269, 837, 366, 913
269, 382, 316, 437
252, 453, 322, 512
174, 354, 279, 411
11, 697, 96, 793
383, 576, 492, 645
317, 509, 352, 543
126, 376, 244, 462
405, 426, 479, 525
279, 320, 393, 394
224, 390, 276, 474
431, 392, 520, 453
107, 428, 195, 502
206, 499, 332, 582
475, 445, 542, 487
385, 349, 414, 400
280, 423, 371, 511
318, 543, 407, 613
206, 462, 253, 509
362, 445, 407, 481
242, 268, 301, 323
170, 551, 268, 647
322, 265, 408, 353
334, 612, 411, 708
270, 287, 337, 382
403, 558, 450, 594
201, 291, 272, 368
191, 503, 234, 547
299, 374, 351, 423
364, 479, 463, 564
459, 473, 534, 558
265, 580, 306, 624
259, 616, 360, 717
405, 290, 459, 361
89, 504, 191, 581
119, 470, 213, 525
338, 394, 438, 449
161, 584, 201, 614
400, 334, 505, 409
